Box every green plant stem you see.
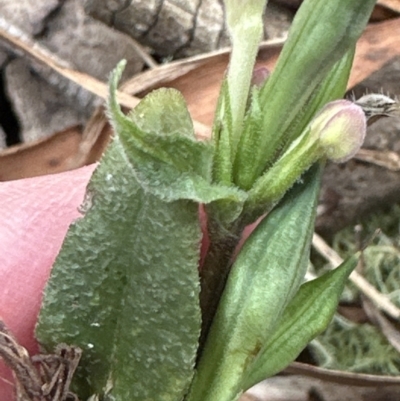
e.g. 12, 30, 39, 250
243, 136, 320, 224
199, 220, 244, 349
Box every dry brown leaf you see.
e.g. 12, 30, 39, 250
0, 127, 82, 180
349, 18, 400, 87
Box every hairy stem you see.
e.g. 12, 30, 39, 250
199, 220, 244, 350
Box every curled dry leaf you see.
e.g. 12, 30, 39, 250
0, 127, 83, 181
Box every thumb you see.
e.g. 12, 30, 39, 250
0, 164, 96, 400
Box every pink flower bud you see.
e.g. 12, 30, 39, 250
311, 100, 366, 163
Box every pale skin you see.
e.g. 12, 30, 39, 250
0, 165, 96, 400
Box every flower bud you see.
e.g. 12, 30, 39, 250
311, 99, 366, 163
244, 100, 367, 223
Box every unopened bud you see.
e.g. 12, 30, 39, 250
311, 100, 366, 163
245, 100, 367, 221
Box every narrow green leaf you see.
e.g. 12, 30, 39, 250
241, 254, 359, 390
224, 0, 265, 148
282, 48, 355, 149
231, 87, 264, 191
36, 114, 202, 399
212, 79, 234, 186
187, 164, 321, 401
234, 0, 375, 189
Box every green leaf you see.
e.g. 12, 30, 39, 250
231, 87, 264, 191
233, 0, 375, 189
224, 0, 265, 149
241, 254, 359, 389
281, 48, 355, 150
187, 164, 321, 401
108, 61, 247, 223
36, 116, 202, 399
108, 61, 246, 209
212, 79, 234, 186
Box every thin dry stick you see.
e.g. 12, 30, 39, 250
312, 232, 400, 320
285, 360, 400, 386
362, 295, 400, 353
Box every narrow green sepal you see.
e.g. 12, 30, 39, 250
232, 87, 264, 191
224, 0, 265, 149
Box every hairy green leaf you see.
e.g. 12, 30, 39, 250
241, 254, 359, 389
36, 97, 205, 400
108, 61, 246, 209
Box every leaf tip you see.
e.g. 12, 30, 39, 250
107, 59, 127, 123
